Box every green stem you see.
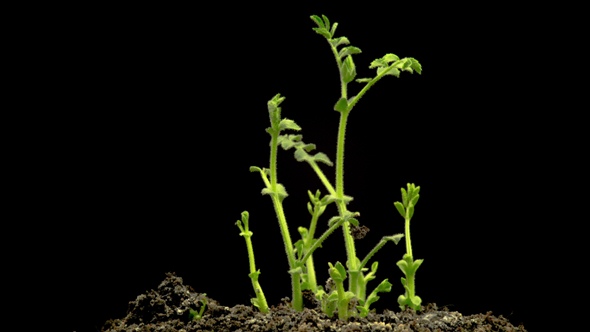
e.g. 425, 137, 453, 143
269, 126, 303, 311
300, 216, 346, 264
405, 215, 413, 258
239, 223, 269, 313
307, 160, 337, 196
335, 111, 360, 296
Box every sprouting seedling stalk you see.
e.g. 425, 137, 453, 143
188, 296, 207, 321
250, 93, 305, 311
394, 183, 423, 311
296, 190, 329, 292
328, 262, 356, 320
310, 14, 422, 301
236, 211, 269, 313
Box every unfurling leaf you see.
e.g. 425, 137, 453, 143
384, 233, 404, 245
394, 201, 405, 218
312, 152, 333, 166
334, 97, 348, 112
338, 46, 361, 59
409, 57, 422, 74
312, 27, 331, 39
410, 194, 420, 207
310, 15, 325, 28
377, 66, 400, 78
341, 55, 357, 84
279, 118, 301, 131
330, 36, 350, 48
401, 188, 408, 206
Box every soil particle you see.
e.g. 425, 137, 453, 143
101, 272, 527, 332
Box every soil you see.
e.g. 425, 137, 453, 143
101, 272, 528, 332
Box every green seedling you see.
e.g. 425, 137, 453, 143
238, 14, 423, 318
188, 296, 207, 321
236, 211, 269, 313
394, 183, 423, 311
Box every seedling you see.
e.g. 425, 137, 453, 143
394, 183, 423, 311
238, 14, 423, 319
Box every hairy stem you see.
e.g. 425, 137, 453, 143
269, 126, 303, 311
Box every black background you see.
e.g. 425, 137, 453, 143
26, 2, 575, 331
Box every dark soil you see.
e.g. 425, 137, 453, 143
101, 272, 528, 332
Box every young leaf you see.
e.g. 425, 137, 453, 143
279, 118, 301, 131
330, 36, 350, 48
312, 27, 332, 39
384, 233, 405, 245
330, 22, 338, 36
383, 53, 400, 63
410, 194, 420, 207
377, 66, 400, 78
341, 55, 357, 84
394, 201, 406, 218
338, 46, 362, 59
312, 152, 333, 166
334, 97, 348, 113
409, 57, 422, 74
401, 187, 408, 206
310, 15, 325, 28
322, 15, 330, 28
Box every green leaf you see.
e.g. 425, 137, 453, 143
279, 118, 301, 131
310, 15, 324, 28
410, 194, 420, 207
248, 270, 261, 281
379, 66, 400, 78
328, 262, 346, 282
261, 184, 289, 199
335, 262, 347, 279
330, 36, 350, 48
369, 58, 387, 69
371, 261, 379, 274
294, 148, 308, 162
330, 22, 338, 36
321, 15, 330, 29
276, 183, 288, 199
334, 97, 348, 112
394, 201, 405, 218
409, 57, 422, 74
338, 46, 361, 59
355, 77, 372, 83
249, 166, 262, 173
348, 217, 359, 227
288, 266, 304, 275
341, 55, 357, 84
384, 233, 404, 245
277, 135, 295, 150
312, 152, 333, 166
401, 188, 408, 206
408, 205, 415, 219
312, 27, 331, 39
362, 279, 393, 316
413, 258, 424, 271
303, 143, 316, 152
383, 53, 400, 63
399, 277, 407, 287
411, 295, 422, 307
396, 259, 409, 274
